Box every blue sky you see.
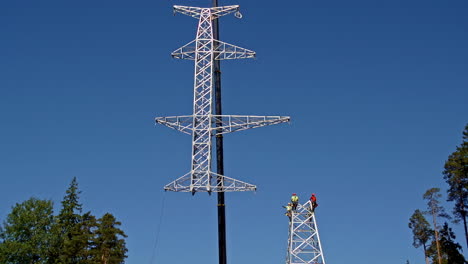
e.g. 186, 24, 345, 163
1, 0, 467, 263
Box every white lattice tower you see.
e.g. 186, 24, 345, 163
286, 201, 326, 264
190, 8, 214, 190
156, 5, 290, 194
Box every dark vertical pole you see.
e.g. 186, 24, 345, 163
212, 1, 227, 264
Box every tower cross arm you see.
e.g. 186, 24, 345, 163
155, 115, 194, 135
172, 40, 255, 61
212, 115, 290, 135
173, 5, 240, 19
164, 171, 256, 193
209, 5, 240, 18
171, 40, 196, 60
214, 40, 255, 60
173, 6, 204, 19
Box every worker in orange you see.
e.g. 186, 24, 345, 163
291, 193, 299, 211
310, 193, 318, 212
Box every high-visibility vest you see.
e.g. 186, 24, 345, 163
286, 205, 292, 211
291, 195, 299, 202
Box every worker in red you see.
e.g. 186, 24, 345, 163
310, 193, 318, 212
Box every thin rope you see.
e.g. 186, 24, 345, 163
149, 192, 167, 264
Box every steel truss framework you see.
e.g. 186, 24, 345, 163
156, 5, 290, 194
286, 201, 326, 264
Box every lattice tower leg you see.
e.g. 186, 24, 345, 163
286, 201, 326, 264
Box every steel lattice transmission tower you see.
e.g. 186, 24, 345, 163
286, 201, 326, 264
156, 5, 290, 194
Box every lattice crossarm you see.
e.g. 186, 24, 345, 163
155, 115, 194, 135
164, 171, 256, 193
211, 115, 291, 135
209, 172, 257, 192
173, 6, 204, 19
164, 172, 193, 192
172, 40, 196, 60
173, 5, 240, 19
210, 5, 240, 18
214, 40, 256, 60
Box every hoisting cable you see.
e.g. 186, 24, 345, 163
149, 191, 167, 264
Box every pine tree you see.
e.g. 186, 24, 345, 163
423, 188, 450, 264
428, 222, 467, 264
58, 177, 82, 229
74, 212, 98, 264
409, 209, 433, 264
437, 223, 466, 264
0, 198, 55, 264
91, 213, 128, 264
443, 124, 468, 248
56, 177, 86, 263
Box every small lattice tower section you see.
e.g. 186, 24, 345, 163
286, 201, 326, 264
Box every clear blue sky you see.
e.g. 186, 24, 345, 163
1, 0, 467, 263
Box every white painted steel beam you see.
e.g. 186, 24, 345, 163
155, 115, 290, 135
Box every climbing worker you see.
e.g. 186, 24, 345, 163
283, 203, 293, 220
291, 193, 299, 211
310, 193, 318, 212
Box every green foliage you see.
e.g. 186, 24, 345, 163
464, 124, 468, 142
91, 213, 128, 264
0, 198, 55, 264
0, 178, 128, 264
427, 223, 467, 264
408, 125, 468, 264
408, 209, 432, 263
78, 212, 98, 263
423, 188, 450, 222
57, 177, 87, 264
443, 124, 468, 248
409, 209, 433, 248
58, 177, 83, 227
423, 187, 450, 264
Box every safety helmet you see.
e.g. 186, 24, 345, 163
292, 193, 296, 195
312, 193, 315, 196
